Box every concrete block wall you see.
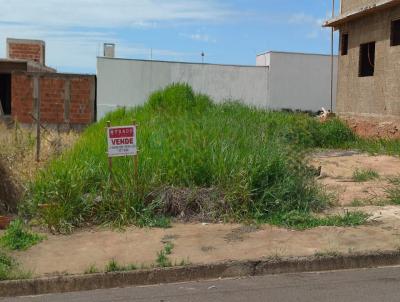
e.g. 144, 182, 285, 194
257, 52, 338, 112
11, 73, 96, 126
96, 58, 269, 119
341, 0, 380, 13
7, 39, 45, 65
337, 5, 400, 117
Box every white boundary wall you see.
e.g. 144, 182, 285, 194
97, 53, 338, 119
97, 57, 269, 119
257, 52, 338, 112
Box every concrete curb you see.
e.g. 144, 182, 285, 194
1, 250, 400, 297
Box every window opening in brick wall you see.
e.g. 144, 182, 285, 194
0, 74, 12, 115
391, 19, 400, 46
359, 42, 375, 77
341, 33, 349, 55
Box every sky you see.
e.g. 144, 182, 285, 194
0, 0, 339, 74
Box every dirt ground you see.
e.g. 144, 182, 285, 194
342, 116, 400, 139
9, 205, 400, 277
311, 151, 400, 206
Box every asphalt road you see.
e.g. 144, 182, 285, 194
3, 266, 400, 302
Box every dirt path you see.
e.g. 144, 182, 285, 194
311, 151, 400, 206
11, 205, 400, 277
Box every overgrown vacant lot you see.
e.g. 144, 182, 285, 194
20, 84, 400, 233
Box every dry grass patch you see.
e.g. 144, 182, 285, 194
0, 123, 79, 213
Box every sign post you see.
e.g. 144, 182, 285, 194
106, 121, 138, 182
132, 120, 139, 182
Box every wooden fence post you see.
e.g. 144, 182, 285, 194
106, 121, 113, 178
33, 76, 41, 162
132, 120, 139, 183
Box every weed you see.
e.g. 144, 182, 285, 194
0, 252, 14, 281
0, 250, 31, 281
105, 259, 137, 273
105, 259, 123, 272
164, 242, 174, 255
350, 199, 365, 207
350, 198, 391, 207
0, 219, 44, 251
84, 264, 100, 274
267, 253, 283, 261
267, 211, 369, 230
126, 264, 138, 271
352, 169, 380, 182
156, 249, 172, 268
386, 177, 400, 205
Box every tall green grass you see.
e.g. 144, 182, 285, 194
22, 84, 373, 232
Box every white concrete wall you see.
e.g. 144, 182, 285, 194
257, 52, 338, 112
97, 57, 269, 119
256, 53, 270, 67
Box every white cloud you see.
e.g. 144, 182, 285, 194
117, 44, 197, 61
180, 33, 216, 43
0, 0, 230, 28
288, 13, 327, 40
288, 13, 323, 27
0, 0, 230, 71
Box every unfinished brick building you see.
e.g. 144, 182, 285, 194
0, 38, 96, 127
325, 0, 400, 120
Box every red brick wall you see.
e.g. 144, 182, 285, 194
8, 41, 44, 64
11, 74, 34, 123
40, 77, 65, 124
11, 73, 96, 126
70, 77, 93, 124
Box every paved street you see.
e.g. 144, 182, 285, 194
3, 266, 400, 302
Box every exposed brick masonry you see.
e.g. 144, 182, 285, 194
8, 40, 45, 64
11, 73, 96, 126
11, 74, 34, 123
341, 0, 380, 13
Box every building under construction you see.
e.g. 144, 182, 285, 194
0, 38, 96, 127
325, 0, 400, 119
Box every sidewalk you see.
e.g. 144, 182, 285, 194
10, 205, 400, 277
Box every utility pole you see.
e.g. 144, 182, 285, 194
330, 0, 335, 113
201, 52, 205, 64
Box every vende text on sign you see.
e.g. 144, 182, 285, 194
107, 125, 137, 157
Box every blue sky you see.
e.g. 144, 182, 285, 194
0, 0, 339, 73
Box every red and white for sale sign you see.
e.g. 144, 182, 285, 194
107, 126, 137, 157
